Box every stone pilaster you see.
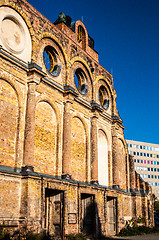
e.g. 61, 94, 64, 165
108, 150, 112, 186
112, 135, 120, 189
23, 64, 45, 172
91, 115, 98, 184
136, 173, 140, 192
129, 155, 136, 192
62, 100, 72, 179
23, 81, 37, 171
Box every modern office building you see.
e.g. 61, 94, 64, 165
127, 140, 159, 199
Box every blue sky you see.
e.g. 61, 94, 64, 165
28, 0, 159, 144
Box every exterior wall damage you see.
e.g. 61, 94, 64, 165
0, 0, 154, 238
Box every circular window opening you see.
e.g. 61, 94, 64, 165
43, 46, 61, 77
74, 69, 88, 95
99, 86, 109, 110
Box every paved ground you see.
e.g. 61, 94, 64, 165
105, 232, 159, 240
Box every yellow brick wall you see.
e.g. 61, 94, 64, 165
0, 80, 18, 168
34, 101, 57, 175
0, 175, 21, 218
71, 117, 86, 181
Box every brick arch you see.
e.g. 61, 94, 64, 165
0, 78, 20, 168
71, 115, 87, 182
98, 127, 111, 150
95, 76, 113, 96
70, 57, 93, 81
34, 100, 58, 175
36, 96, 61, 127
118, 137, 128, 155
40, 34, 68, 64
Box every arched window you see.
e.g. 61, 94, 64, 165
99, 86, 109, 110
74, 68, 88, 95
78, 25, 86, 50
43, 46, 61, 77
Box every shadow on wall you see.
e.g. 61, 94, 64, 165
82, 200, 102, 239
82, 200, 129, 240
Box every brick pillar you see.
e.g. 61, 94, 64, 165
108, 150, 112, 186
112, 135, 120, 189
142, 181, 146, 193
91, 115, 98, 184
62, 101, 72, 179
23, 81, 37, 172
129, 155, 136, 192
136, 173, 140, 192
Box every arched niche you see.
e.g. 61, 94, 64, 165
34, 101, 57, 175
0, 6, 32, 62
0, 79, 19, 167
98, 129, 108, 186
71, 117, 86, 181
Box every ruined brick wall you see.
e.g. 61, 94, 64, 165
0, 0, 154, 237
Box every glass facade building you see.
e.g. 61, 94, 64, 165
126, 140, 159, 199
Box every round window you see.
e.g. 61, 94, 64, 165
74, 68, 88, 95
43, 47, 54, 72
99, 86, 109, 110
43, 46, 61, 77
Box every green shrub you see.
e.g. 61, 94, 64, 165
0, 226, 11, 240
137, 216, 146, 223
119, 225, 159, 236
0, 227, 52, 240
26, 231, 51, 240
65, 233, 87, 240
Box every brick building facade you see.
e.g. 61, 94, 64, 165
0, 0, 154, 238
